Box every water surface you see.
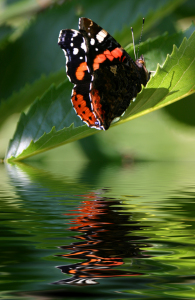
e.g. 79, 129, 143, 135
0, 161, 195, 299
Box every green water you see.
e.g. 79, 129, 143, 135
0, 161, 195, 299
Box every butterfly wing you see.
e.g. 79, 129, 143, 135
58, 27, 104, 129
58, 29, 91, 84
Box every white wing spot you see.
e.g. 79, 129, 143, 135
95, 48, 98, 51
90, 38, 95, 45
96, 29, 107, 43
72, 31, 78, 37
70, 43, 74, 47
73, 48, 79, 55
81, 41, 87, 52
80, 56, 83, 60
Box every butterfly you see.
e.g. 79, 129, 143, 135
58, 18, 150, 130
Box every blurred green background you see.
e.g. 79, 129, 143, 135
0, 0, 195, 162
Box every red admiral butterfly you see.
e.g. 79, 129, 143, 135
58, 18, 150, 130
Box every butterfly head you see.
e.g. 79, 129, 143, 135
135, 54, 150, 83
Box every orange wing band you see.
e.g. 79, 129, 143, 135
93, 48, 124, 70
72, 91, 98, 126
75, 62, 88, 80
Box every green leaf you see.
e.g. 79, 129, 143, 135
6, 30, 195, 162
0, 69, 65, 127
0, 25, 13, 49
6, 81, 92, 161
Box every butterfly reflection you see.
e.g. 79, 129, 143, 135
53, 191, 151, 285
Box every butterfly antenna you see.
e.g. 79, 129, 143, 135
131, 27, 136, 60
137, 18, 145, 58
